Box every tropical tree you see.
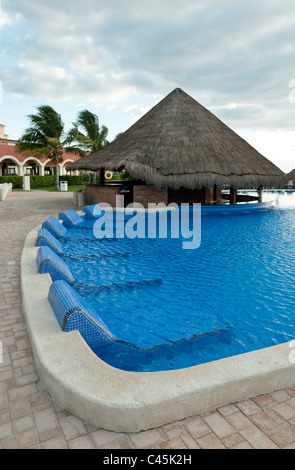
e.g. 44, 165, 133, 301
70, 110, 109, 153
115, 132, 124, 139
17, 105, 85, 190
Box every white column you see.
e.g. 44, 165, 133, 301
40, 164, 45, 176
19, 164, 24, 176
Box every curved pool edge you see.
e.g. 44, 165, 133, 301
21, 224, 295, 433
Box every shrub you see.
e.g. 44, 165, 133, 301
0, 175, 23, 188
30, 175, 55, 188
0, 174, 89, 189
58, 175, 88, 185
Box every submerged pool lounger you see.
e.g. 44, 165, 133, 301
58, 209, 84, 228
48, 279, 116, 348
36, 244, 159, 290
36, 227, 133, 261
37, 246, 75, 285
83, 204, 105, 219
42, 206, 105, 240
42, 216, 68, 239
37, 245, 116, 355
36, 228, 64, 255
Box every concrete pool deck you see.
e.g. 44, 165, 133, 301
1, 190, 295, 448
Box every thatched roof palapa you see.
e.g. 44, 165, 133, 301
67, 88, 287, 189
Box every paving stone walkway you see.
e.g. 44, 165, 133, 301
1, 190, 295, 449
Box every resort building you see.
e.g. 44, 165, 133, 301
67, 88, 287, 207
0, 124, 81, 177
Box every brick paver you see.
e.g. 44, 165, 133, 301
1, 190, 295, 449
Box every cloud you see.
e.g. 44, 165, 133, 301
0, 1, 19, 29
1, 0, 295, 134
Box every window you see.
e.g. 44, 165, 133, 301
24, 165, 39, 175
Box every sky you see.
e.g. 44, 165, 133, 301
0, 0, 295, 173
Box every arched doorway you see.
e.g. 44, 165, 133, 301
23, 158, 41, 176
44, 159, 57, 176
0, 156, 21, 176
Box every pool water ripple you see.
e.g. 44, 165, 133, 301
59, 195, 295, 371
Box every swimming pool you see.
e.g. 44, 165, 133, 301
47, 190, 295, 372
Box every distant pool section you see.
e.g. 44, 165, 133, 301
36, 190, 295, 372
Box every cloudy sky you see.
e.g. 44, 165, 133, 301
0, 0, 295, 172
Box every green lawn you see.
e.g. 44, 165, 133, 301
33, 184, 86, 192
13, 185, 86, 192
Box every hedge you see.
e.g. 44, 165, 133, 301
0, 175, 23, 188
0, 174, 88, 189
57, 175, 89, 185
30, 175, 55, 188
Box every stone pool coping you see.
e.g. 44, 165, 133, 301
21, 223, 295, 433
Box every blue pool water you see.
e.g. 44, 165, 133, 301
60, 191, 295, 372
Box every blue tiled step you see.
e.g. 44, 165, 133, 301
48, 280, 116, 347
93, 329, 233, 372
75, 277, 162, 290
62, 252, 132, 261
36, 228, 131, 259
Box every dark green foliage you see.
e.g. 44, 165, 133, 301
0, 174, 88, 189
0, 175, 23, 188
30, 175, 55, 188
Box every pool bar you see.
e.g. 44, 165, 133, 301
21, 203, 295, 432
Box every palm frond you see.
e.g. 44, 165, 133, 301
18, 128, 47, 146
18, 104, 86, 163
73, 109, 109, 152
64, 146, 86, 158
16, 141, 52, 159
77, 109, 99, 140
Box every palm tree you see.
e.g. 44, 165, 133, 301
17, 105, 85, 190
70, 110, 109, 153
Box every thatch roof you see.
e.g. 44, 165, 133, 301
67, 88, 287, 189
287, 169, 295, 179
